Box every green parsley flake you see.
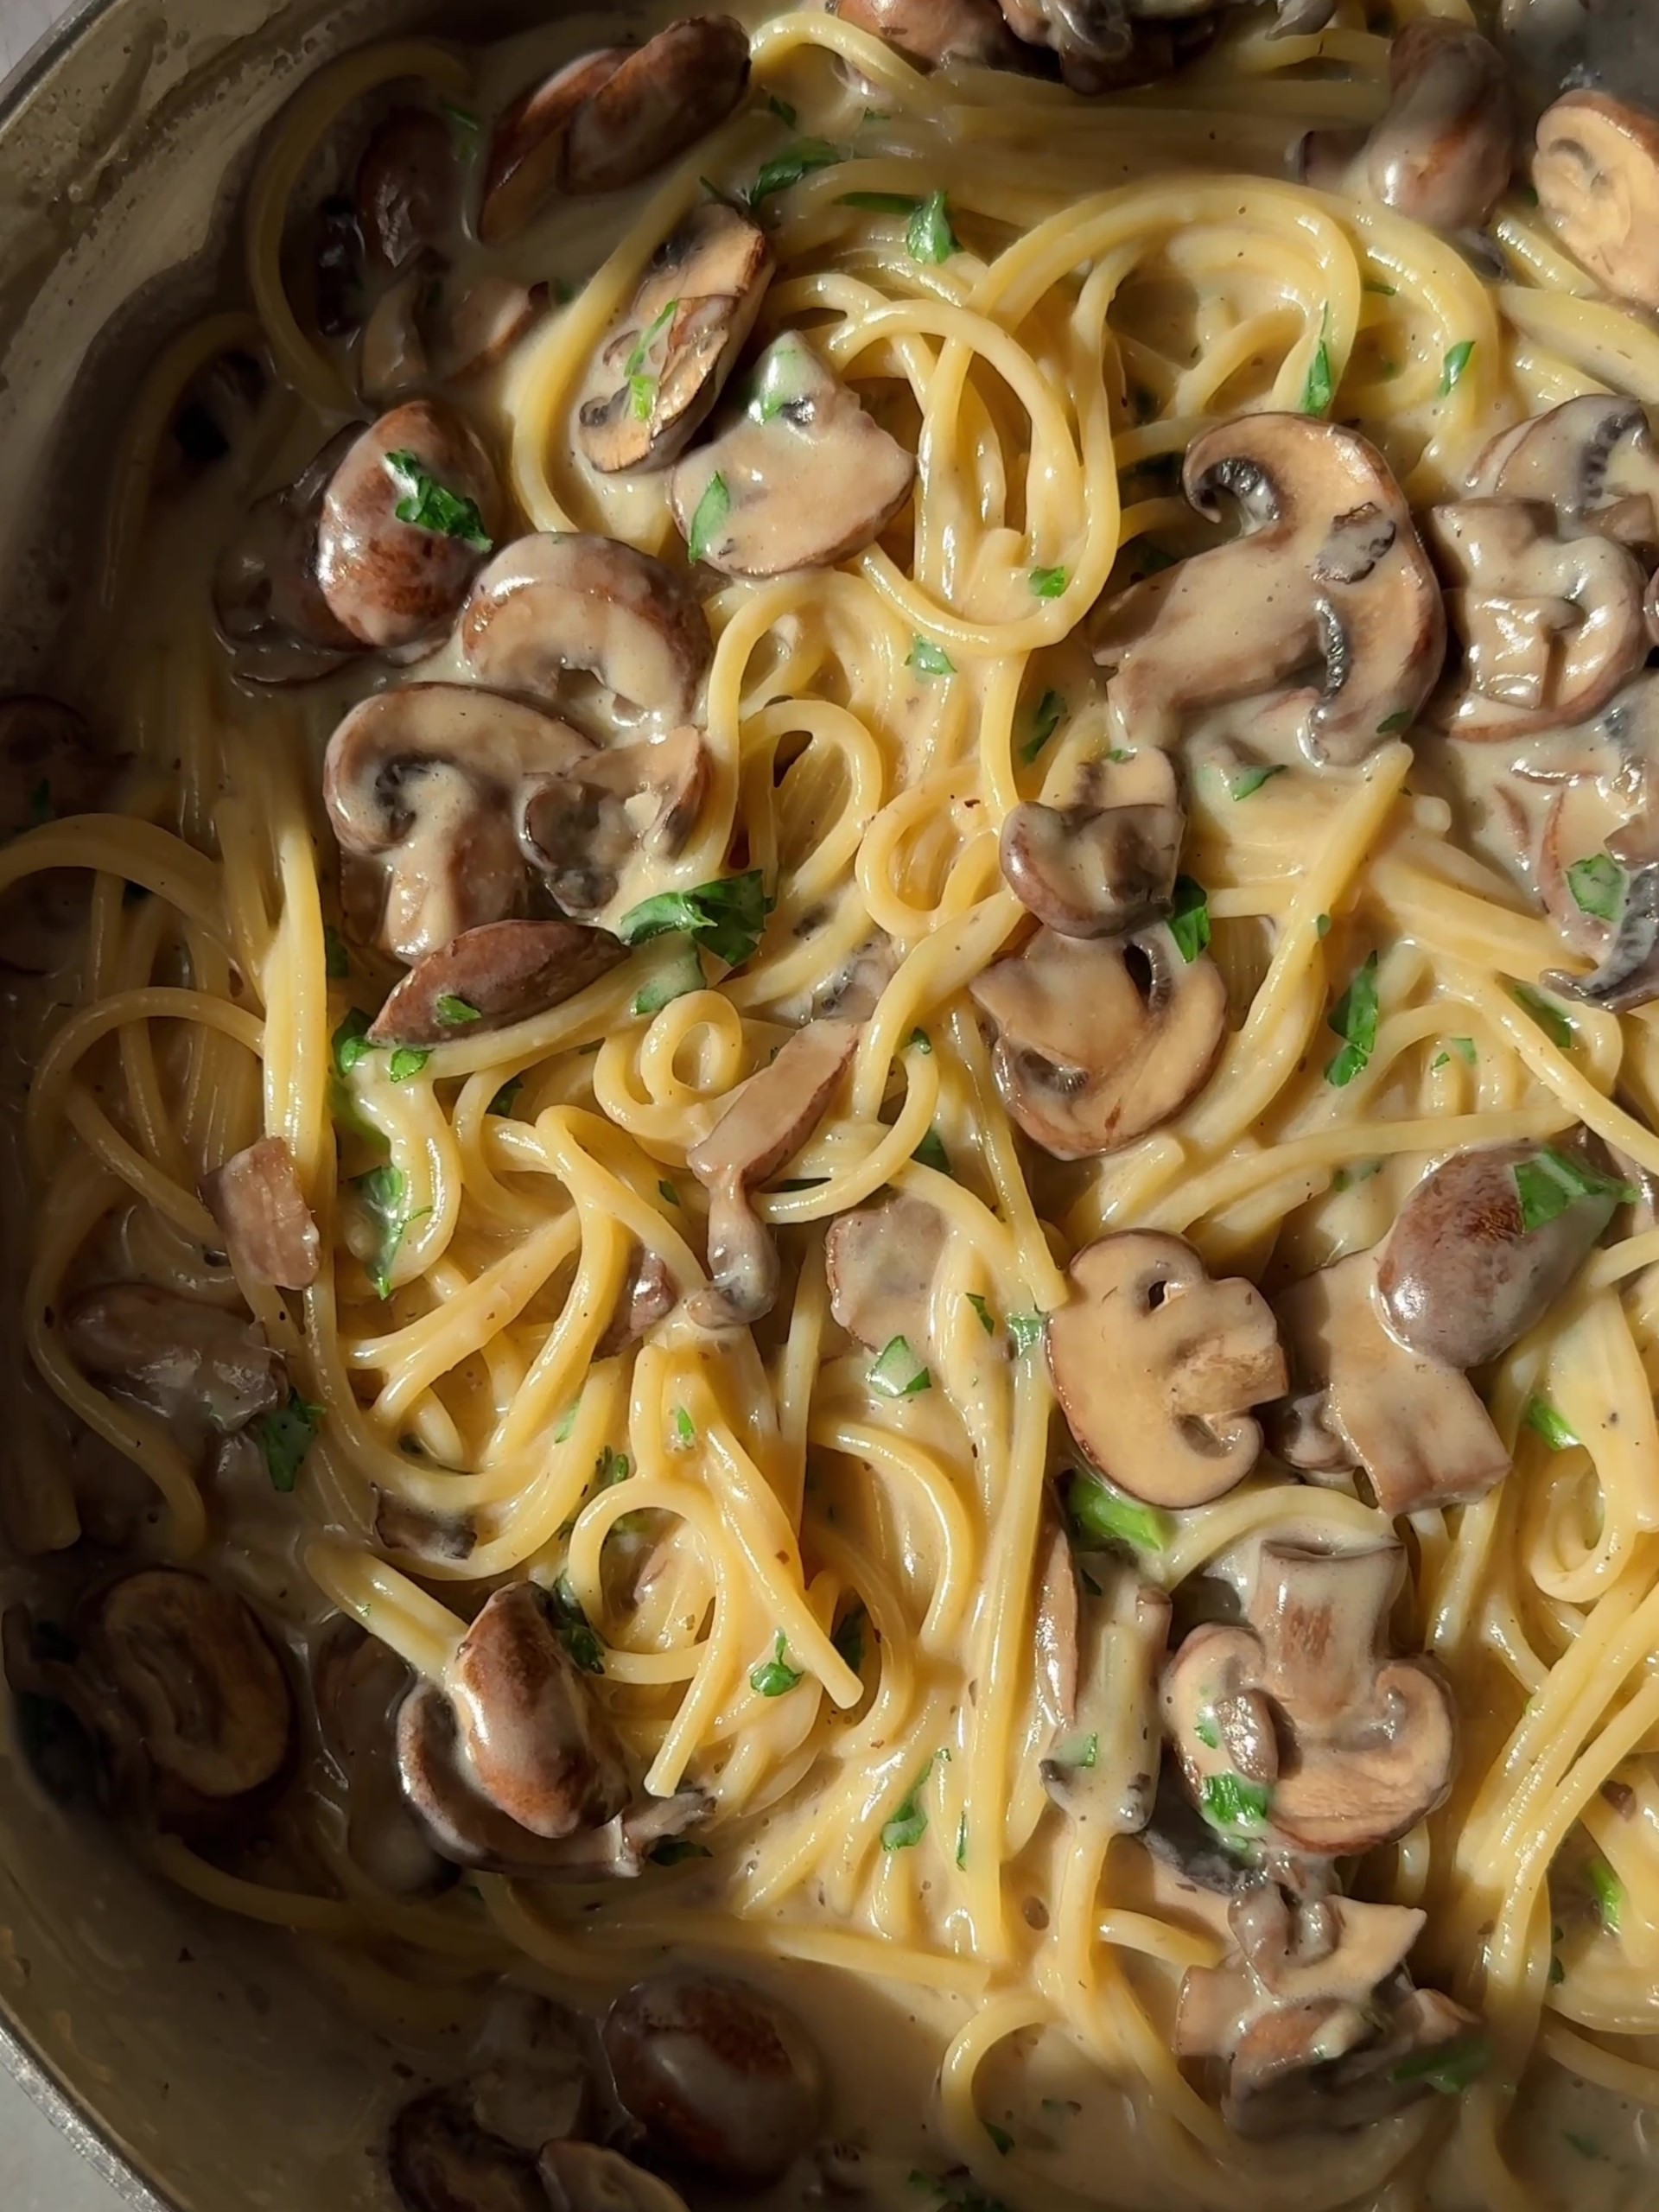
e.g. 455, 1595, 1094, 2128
595, 1446, 632, 1491
908, 636, 956, 677
489, 1076, 524, 1118
834, 1604, 868, 1674
1590, 1857, 1624, 1931
355, 1163, 430, 1300
907, 189, 961, 264
550, 1578, 605, 1675
633, 937, 706, 1016
1567, 852, 1625, 923
1195, 1712, 1222, 1751
435, 993, 481, 1027
1440, 340, 1476, 396
1511, 1146, 1634, 1234
1524, 1395, 1580, 1452
1200, 1771, 1272, 1833
658, 1179, 681, 1207
253, 1394, 322, 1493
1325, 951, 1380, 1088
388, 1046, 430, 1084
912, 1127, 950, 1174
906, 1027, 932, 1054
442, 101, 482, 150
869, 1333, 931, 1398
332, 1008, 373, 1078
554, 1398, 581, 1444
880, 1755, 935, 1850
1433, 1035, 1476, 1071
1300, 312, 1335, 417
1389, 2035, 1491, 2094
1315, 912, 1332, 938
966, 1292, 996, 1336
1007, 1309, 1045, 1356
955, 1812, 968, 1869
1331, 1160, 1382, 1192
748, 137, 844, 207
1069, 1470, 1169, 1553
620, 869, 767, 969
766, 93, 798, 126
1511, 981, 1573, 1050
1029, 564, 1070, 600
687, 471, 732, 565
750, 1631, 804, 1698
323, 925, 350, 979
671, 1406, 696, 1449
1376, 709, 1414, 735
1021, 688, 1066, 765
383, 449, 493, 551
1230, 765, 1283, 799
1168, 876, 1211, 964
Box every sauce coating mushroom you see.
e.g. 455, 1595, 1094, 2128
367, 921, 626, 1047
1535, 92, 1659, 309
999, 753, 1182, 937
1471, 395, 1659, 550
64, 1284, 286, 1454
315, 1624, 452, 1897
201, 1135, 320, 1292
213, 431, 365, 686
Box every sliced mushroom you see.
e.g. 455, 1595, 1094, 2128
442, 277, 548, 385
461, 534, 713, 725
969, 924, 1226, 1159
1046, 1232, 1286, 1509
594, 1249, 677, 1357
360, 257, 440, 406
1161, 1540, 1455, 1858
200, 1135, 321, 1292
1300, 21, 1512, 234
823, 0, 1025, 70
669, 334, 916, 576
1177, 1888, 1481, 2138
470, 1987, 598, 2153
1376, 1137, 1618, 1369
1271, 1249, 1510, 1515
539, 2144, 691, 2212
1094, 415, 1445, 766
213, 431, 365, 686
1140, 1764, 1266, 1902
64, 1284, 285, 1453
87, 1568, 294, 1812
601, 1970, 824, 2188
1423, 499, 1649, 737
518, 727, 710, 921
563, 18, 753, 195
315, 1623, 453, 1897
685, 1019, 859, 1326
999, 775, 1182, 938
375, 1491, 478, 1570
366, 920, 626, 1047
1040, 1558, 1171, 1835
479, 50, 628, 243
322, 684, 594, 965
1535, 92, 1659, 309
1547, 812, 1659, 1009
313, 196, 365, 340
823, 1192, 948, 1351
388, 2091, 545, 2212
577, 204, 772, 477
315, 400, 501, 658
157, 349, 270, 494
1471, 396, 1659, 551
0, 696, 122, 974
356, 109, 459, 270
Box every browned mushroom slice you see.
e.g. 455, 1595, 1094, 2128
602, 1970, 825, 2188
461, 533, 713, 724
1300, 21, 1512, 233
577, 203, 772, 476
999, 783, 1182, 938
1376, 1137, 1621, 1370
1271, 1249, 1509, 1514
521, 727, 710, 922
1535, 92, 1659, 309
1161, 1541, 1455, 1858
1040, 1558, 1171, 1834
315, 1623, 453, 1897
374, 1491, 478, 1569
1095, 415, 1445, 766
1471, 396, 1659, 550
313, 197, 365, 341
200, 1135, 320, 1292
213, 430, 365, 686
1548, 813, 1659, 1010
323, 684, 594, 965
969, 924, 1226, 1160
825, 0, 1026, 70
669, 334, 916, 576
88, 1568, 294, 1809
388, 2091, 546, 2212
479, 51, 627, 244
1046, 1232, 1285, 1509
1424, 499, 1649, 738
563, 17, 753, 195
685, 1020, 859, 1326
1177, 1887, 1481, 2139
360, 257, 441, 406
64, 1284, 285, 1450
442, 276, 548, 384
0, 696, 123, 974
824, 1192, 948, 1351
594, 1249, 678, 1357
540, 2143, 691, 2212
157, 349, 270, 494
315, 399, 501, 658
366, 920, 626, 1047
356, 108, 459, 270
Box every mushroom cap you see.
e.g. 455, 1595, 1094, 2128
460, 532, 713, 724
669, 333, 917, 577
323, 683, 595, 965
90, 1569, 294, 1807
1161, 1541, 1457, 1857
1047, 1231, 1287, 1509
448, 1583, 632, 1842
1363, 20, 1513, 234
577, 204, 773, 477
562, 17, 753, 196
601, 1969, 825, 2187
969, 923, 1227, 1160
213, 430, 365, 686
63, 1282, 286, 1448
826, 0, 1025, 70
200, 1135, 320, 1292
442, 276, 548, 386
316, 400, 501, 657
1271, 1249, 1510, 1516
519, 724, 710, 921
360, 257, 439, 407
356, 108, 458, 270
479, 49, 628, 245
366, 920, 626, 1047
314, 1624, 453, 1898
1547, 809, 1659, 1011
1376, 1138, 1618, 1370
1535, 92, 1659, 310
538, 2144, 691, 2212
387, 2091, 545, 2212
1471, 395, 1659, 550
999, 789, 1182, 938
1095, 413, 1445, 766
1424, 499, 1649, 738
823, 1192, 949, 1351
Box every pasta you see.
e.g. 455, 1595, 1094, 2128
10, 1, 1659, 2205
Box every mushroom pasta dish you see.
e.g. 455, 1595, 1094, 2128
13, 0, 1659, 2205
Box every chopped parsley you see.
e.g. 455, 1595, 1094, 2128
906, 1027, 932, 1053
488, 1076, 524, 1117
1200, 1772, 1272, 1834
594, 1445, 632, 1491
1511, 1147, 1634, 1234
1590, 1857, 1624, 1931
1440, 340, 1476, 396
1433, 1035, 1477, 1071
766, 92, 798, 127
671, 1405, 696, 1448
1230, 764, 1283, 799
1029, 564, 1070, 600
881, 1755, 936, 1850
619, 869, 768, 969
966, 1292, 996, 1336
1524, 1395, 1580, 1452
834, 1603, 867, 1674
658, 1179, 681, 1206
332, 1007, 374, 1078
383, 449, 493, 551
633, 937, 706, 1016
1512, 981, 1573, 1050
750, 1631, 804, 1697
1376, 709, 1414, 735
687, 470, 732, 565
1050, 1732, 1098, 1770
1332, 1160, 1382, 1192
912, 1127, 950, 1174
553, 1398, 581, 1444
1325, 951, 1380, 1087
323, 925, 350, 979
908, 636, 956, 678
955, 1812, 968, 1870
1070, 1469, 1170, 1553
869, 1333, 932, 1398
1167, 876, 1211, 964
1300, 310, 1335, 417
388, 1046, 430, 1084
1567, 853, 1625, 924
550, 1577, 605, 1675
252, 1393, 322, 1493
1007, 1309, 1045, 1356
1020, 688, 1065, 764
1389, 2035, 1491, 2094
1315, 912, 1332, 938
747, 137, 844, 208
907, 189, 960, 264
433, 993, 481, 1028
624, 297, 680, 421
354, 1163, 430, 1299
